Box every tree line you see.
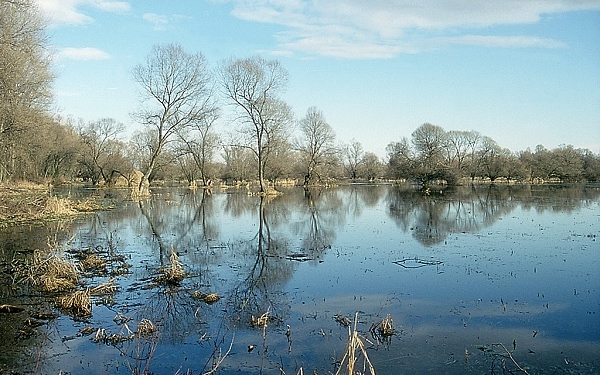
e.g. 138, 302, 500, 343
1, 1, 599, 194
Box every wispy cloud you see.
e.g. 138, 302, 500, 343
142, 13, 191, 31
218, 0, 600, 58
57, 47, 111, 61
35, 0, 130, 26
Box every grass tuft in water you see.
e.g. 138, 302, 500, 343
155, 247, 186, 285
56, 289, 92, 316
336, 312, 376, 375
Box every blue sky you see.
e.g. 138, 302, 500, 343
37, 0, 600, 157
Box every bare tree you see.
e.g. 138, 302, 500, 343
359, 152, 383, 181
78, 118, 125, 185
295, 107, 338, 185
177, 112, 220, 187
386, 137, 413, 180
411, 123, 448, 185
0, 0, 53, 181
343, 140, 364, 180
219, 56, 293, 194
132, 43, 217, 195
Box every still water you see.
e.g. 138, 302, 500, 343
1, 184, 599, 374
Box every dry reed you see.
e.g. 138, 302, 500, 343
79, 253, 106, 272
335, 313, 376, 375
155, 247, 186, 285
90, 279, 118, 296
56, 289, 92, 316
28, 248, 79, 292
377, 314, 394, 337
42, 196, 77, 216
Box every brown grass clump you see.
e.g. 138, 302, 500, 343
137, 319, 157, 337
71, 197, 101, 212
42, 196, 77, 217
155, 247, 186, 285
377, 314, 394, 337
90, 279, 118, 296
28, 248, 79, 292
191, 291, 221, 304
56, 289, 92, 316
251, 309, 270, 329
79, 253, 106, 272
336, 313, 376, 375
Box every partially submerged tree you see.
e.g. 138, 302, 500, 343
132, 43, 216, 196
295, 107, 338, 185
219, 56, 293, 194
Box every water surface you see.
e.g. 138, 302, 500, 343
1, 184, 599, 374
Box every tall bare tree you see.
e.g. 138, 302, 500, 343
219, 56, 293, 194
132, 44, 216, 195
0, 0, 53, 181
295, 107, 337, 185
343, 140, 364, 180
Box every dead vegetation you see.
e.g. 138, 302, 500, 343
155, 247, 186, 285
372, 314, 394, 338
0, 184, 102, 227
79, 253, 107, 273
56, 289, 92, 316
192, 291, 221, 304
336, 313, 376, 375
24, 246, 79, 293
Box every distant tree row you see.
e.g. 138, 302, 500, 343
386, 123, 600, 186
1, 1, 599, 191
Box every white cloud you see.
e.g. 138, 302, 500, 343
142, 13, 170, 31
34, 0, 130, 26
142, 13, 191, 31
221, 0, 600, 58
443, 35, 568, 49
57, 47, 111, 61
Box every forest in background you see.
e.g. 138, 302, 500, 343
2, 0, 599, 193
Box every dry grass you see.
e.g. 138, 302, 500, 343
137, 319, 157, 337
155, 247, 186, 285
192, 291, 221, 304
0, 184, 101, 227
336, 313, 376, 375
377, 314, 394, 337
251, 310, 270, 329
56, 289, 92, 316
79, 253, 106, 272
42, 196, 77, 216
27, 248, 79, 292
90, 279, 118, 296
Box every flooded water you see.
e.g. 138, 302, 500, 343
1, 184, 599, 374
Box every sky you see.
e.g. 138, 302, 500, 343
36, 0, 600, 157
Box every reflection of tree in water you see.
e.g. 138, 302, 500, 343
388, 184, 600, 246
291, 188, 344, 262
387, 185, 519, 246
136, 188, 219, 266
226, 196, 295, 328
